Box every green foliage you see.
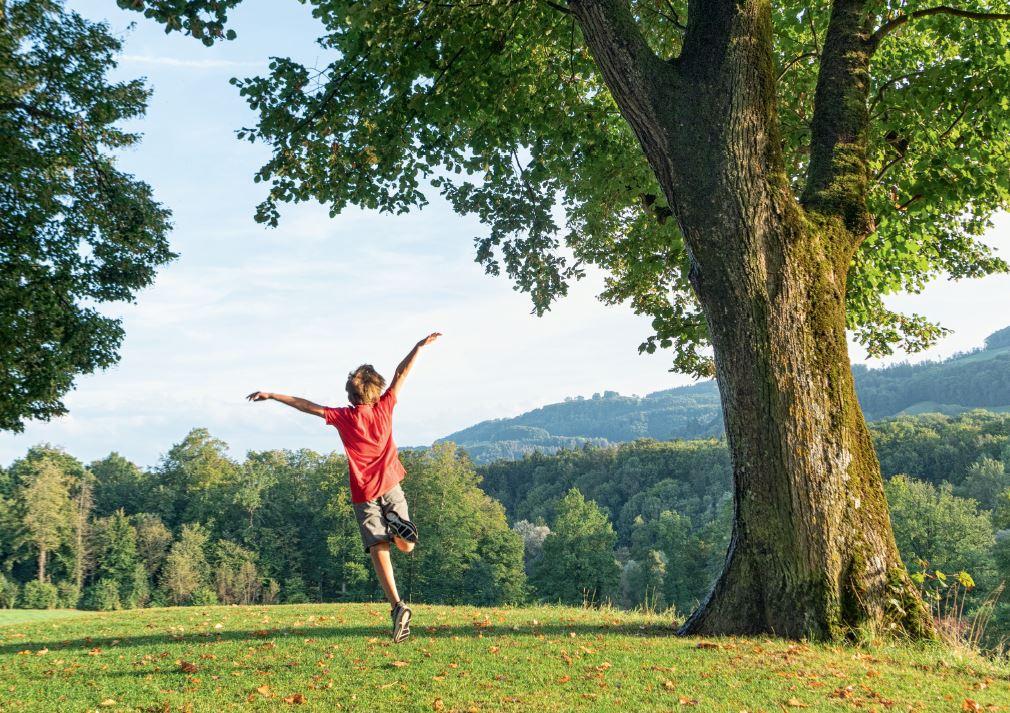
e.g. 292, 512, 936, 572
21, 580, 59, 609
530, 488, 620, 606
955, 458, 1010, 513
56, 581, 80, 609
190, 586, 219, 606
282, 575, 309, 604
885, 475, 996, 591
90, 453, 151, 517
213, 540, 260, 605
401, 444, 526, 605
86, 578, 122, 611
155, 429, 239, 527
93, 510, 141, 586
0, 573, 19, 608
160, 524, 210, 605
124, 563, 150, 609
0, 0, 174, 431
17, 457, 74, 582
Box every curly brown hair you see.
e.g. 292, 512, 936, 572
345, 364, 386, 405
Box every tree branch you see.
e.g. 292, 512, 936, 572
869, 5, 1010, 51
801, 0, 875, 240
568, 0, 680, 205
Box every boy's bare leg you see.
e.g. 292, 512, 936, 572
393, 536, 414, 553
369, 543, 401, 605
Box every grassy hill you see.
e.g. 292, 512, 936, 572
442, 327, 1010, 463
2, 604, 1009, 712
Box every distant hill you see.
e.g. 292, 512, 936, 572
441, 326, 1010, 462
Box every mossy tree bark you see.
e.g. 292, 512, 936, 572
569, 0, 933, 638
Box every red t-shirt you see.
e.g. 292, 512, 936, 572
323, 389, 406, 503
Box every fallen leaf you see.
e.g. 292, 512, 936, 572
433, 700, 444, 712
283, 693, 306, 704
663, 680, 676, 691
99, 700, 116, 707
679, 696, 699, 706
256, 684, 273, 698
695, 642, 719, 650
178, 661, 198, 674
390, 661, 409, 668
963, 701, 983, 713
558, 675, 571, 684
785, 699, 809, 708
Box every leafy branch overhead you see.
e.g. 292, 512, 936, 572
124, 0, 1010, 375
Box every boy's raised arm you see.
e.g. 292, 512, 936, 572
387, 333, 442, 398
246, 391, 326, 418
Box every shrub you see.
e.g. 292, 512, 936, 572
87, 579, 122, 611
122, 563, 151, 609
0, 575, 19, 608
21, 581, 59, 609
56, 581, 81, 608
190, 586, 219, 606
283, 575, 309, 604
262, 578, 280, 605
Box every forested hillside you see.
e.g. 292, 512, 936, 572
478, 410, 1010, 642
443, 327, 1010, 462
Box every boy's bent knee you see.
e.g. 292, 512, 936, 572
394, 537, 414, 553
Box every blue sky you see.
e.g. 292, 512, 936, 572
2, 0, 1009, 468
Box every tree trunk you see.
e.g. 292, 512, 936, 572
571, 0, 933, 639
37, 547, 46, 583
678, 221, 929, 638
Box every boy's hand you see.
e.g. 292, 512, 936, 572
417, 332, 442, 348
246, 391, 272, 402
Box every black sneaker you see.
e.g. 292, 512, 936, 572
391, 601, 412, 643
386, 511, 419, 544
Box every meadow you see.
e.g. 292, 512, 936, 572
1, 603, 1008, 712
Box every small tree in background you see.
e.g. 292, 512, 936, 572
18, 460, 72, 582
160, 524, 210, 605
213, 540, 261, 605
531, 488, 620, 605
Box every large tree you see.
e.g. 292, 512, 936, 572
127, 0, 1010, 638
0, 0, 174, 431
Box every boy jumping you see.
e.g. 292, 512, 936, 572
246, 332, 441, 642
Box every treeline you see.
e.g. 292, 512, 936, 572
0, 433, 525, 610
3, 411, 1010, 637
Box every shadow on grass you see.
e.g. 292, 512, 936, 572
1, 620, 680, 656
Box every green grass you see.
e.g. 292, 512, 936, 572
0, 609, 87, 627
1, 603, 1008, 711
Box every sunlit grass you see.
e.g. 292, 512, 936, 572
0, 603, 1007, 711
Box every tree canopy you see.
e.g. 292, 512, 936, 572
122, 0, 1009, 374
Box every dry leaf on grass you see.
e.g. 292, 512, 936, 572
283, 693, 306, 704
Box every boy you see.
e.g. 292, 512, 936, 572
246, 332, 441, 642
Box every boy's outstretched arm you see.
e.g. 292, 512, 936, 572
246, 391, 325, 418
387, 332, 442, 398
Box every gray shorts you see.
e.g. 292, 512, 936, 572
353, 485, 411, 553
